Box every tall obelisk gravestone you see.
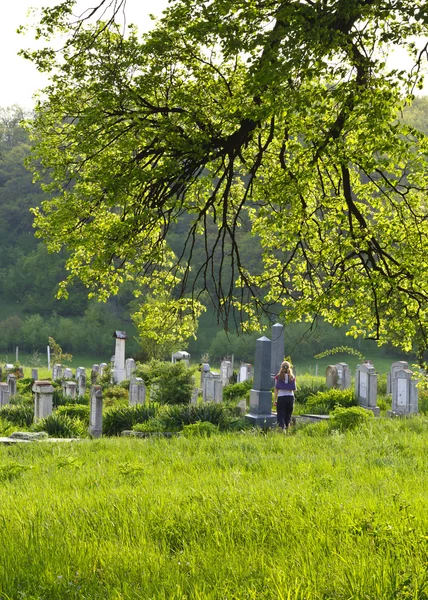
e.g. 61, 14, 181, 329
246, 336, 276, 427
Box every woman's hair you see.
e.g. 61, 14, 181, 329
277, 360, 295, 381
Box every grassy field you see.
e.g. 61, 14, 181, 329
0, 418, 427, 599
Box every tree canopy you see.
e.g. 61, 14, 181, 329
22, 0, 428, 362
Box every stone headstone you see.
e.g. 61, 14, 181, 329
7, 374, 17, 398
203, 372, 221, 402
326, 365, 338, 389
190, 387, 199, 405
98, 363, 107, 378
91, 364, 100, 384
0, 383, 10, 407
52, 364, 63, 380
355, 362, 379, 415
62, 380, 77, 399
129, 378, 146, 406
387, 361, 409, 395
270, 323, 285, 378
336, 363, 351, 389
125, 358, 136, 380
33, 381, 54, 421
63, 368, 73, 380
75, 367, 85, 380
200, 363, 210, 389
17, 366, 24, 379
78, 372, 87, 398
31, 369, 39, 380
237, 399, 247, 415
245, 336, 276, 427
220, 360, 233, 386
89, 385, 103, 438
391, 368, 418, 415
113, 331, 127, 383
172, 351, 190, 366
238, 363, 252, 383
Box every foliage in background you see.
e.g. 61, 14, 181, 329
223, 379, 253, 403
102, 405, 156, 436
32, 413, 85, 438
0, 404, 34, 427
48, 336, 72, 365
137, 360, 197, 405
329, 406, 374, 432
305, 388, 356, 415
314, 346, 365, 362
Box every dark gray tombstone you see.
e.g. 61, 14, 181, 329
0, 383, 10, 407
200, 363, 210, 389
7, 374, 17, 398
31, 368, 39, 380
270, 323, 285, 378
89, 385, 103, 438
78, 372, 87, 398
246, 336, 276, 427
33, 381, 54, 421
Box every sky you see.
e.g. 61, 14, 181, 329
1, 0, 428, 109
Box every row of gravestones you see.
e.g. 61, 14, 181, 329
51, 357, 137, 384
326, 360, 419, 416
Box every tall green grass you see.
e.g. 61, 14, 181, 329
0, 417, 426, 598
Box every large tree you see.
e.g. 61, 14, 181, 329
22, 0, 428, 362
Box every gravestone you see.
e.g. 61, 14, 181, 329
78, 372, 87, 398
99, 363, 108, 378
52, 364, 63, 380
4, 364, 14, 376
200, 363, 210, 389
7, 374, 17, 398
129, 378, 146, 406
33, 381, 54, 421
203, 372, 222, 402
220, 360, 233, 386
190, 387, 199, 405
172, 351, 190, 366
89, 385, 103, 438
391, 368, 418, 415
237, 399, 247, 415
91, 364, 100, 384
31, 369, 39, 380
75, 367, 85, 380
326, 365, 338, 389
336, 363, 351, 389
62, 380, 77, 399
355, 362, 380, 415
0, 383, 10, 407
125, 358, 136, 380
63, 368, 73, 380
17, 366, 24, 379
270, 322, 285, 378
113, 330, 127, 383
246, 336, 276, 427
238, 363, 253, 383
387, 361, 409, 395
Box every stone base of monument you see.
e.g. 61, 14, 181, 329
245, 413, 277, 428
364, 406, 381, 416
297, 414, 330, 424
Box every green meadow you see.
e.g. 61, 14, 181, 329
0, 418, 427, 599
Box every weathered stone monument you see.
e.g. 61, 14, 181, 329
113, 331, 127, 383
238, 363, 253, 382
78, 372, 87, 398
190, 387, 199, 405
391, 367, 418, 415
99, 363, 108, 378
203, 372, 223, 402
200, 363, 210, 389
62, 380, 77, 400
325, 365, 339, 389
220, 360, 233, 386
270, 322, 285, 378
355, 362, 379, 415
172, 351, 190, 366
246, 336, 276, 427
129, 378, 146, 406
31, 369, 39, 380
387, 361, 409, 395
63, 368, 73, 380
326, 363, 351, 390
0, 383, 10, 407
125, 358, 136, 380
52, 364, 63, 380
7, 374, 17, 398
89, 385, 103, 438
91, 364, 100, 384
33, 381, 54, 421
75, 367, 85, 380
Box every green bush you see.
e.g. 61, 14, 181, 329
377, 394, 391, 412
17, 378, 34, 395
223, 380, 253, 402
294, 381, 327, 404
419, 390, 428, 414
56, 404, 90, 423
138, 403, 241, 433
305, 388, 356, 414
103, 385, 129, 406
10, 393, 33, 406
32, 413, 85, 438
139, 360, 197, 405
329, 406, 374, 432
182, 422, 219, 438
102, 404, 156, 436
0, 404, 34, 427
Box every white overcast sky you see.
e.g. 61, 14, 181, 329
2, 0, 428, 109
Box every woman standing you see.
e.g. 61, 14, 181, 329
274, 361, 296, 432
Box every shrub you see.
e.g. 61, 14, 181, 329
182, 422, 219, 438
419, 390, 428, 414
10, 393, 33, 406
305, 388, 356, 414
223, 380, 253, 402
377, 394, 391, 412
17, 378, 34, 395
0, 404, 34, 427
56, 404, 90, 423
102, 404, 156, 436
103, 385, 129, 407
329, 406, 374, 432
294, 381, 327, 405
32, 413, 85, 438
